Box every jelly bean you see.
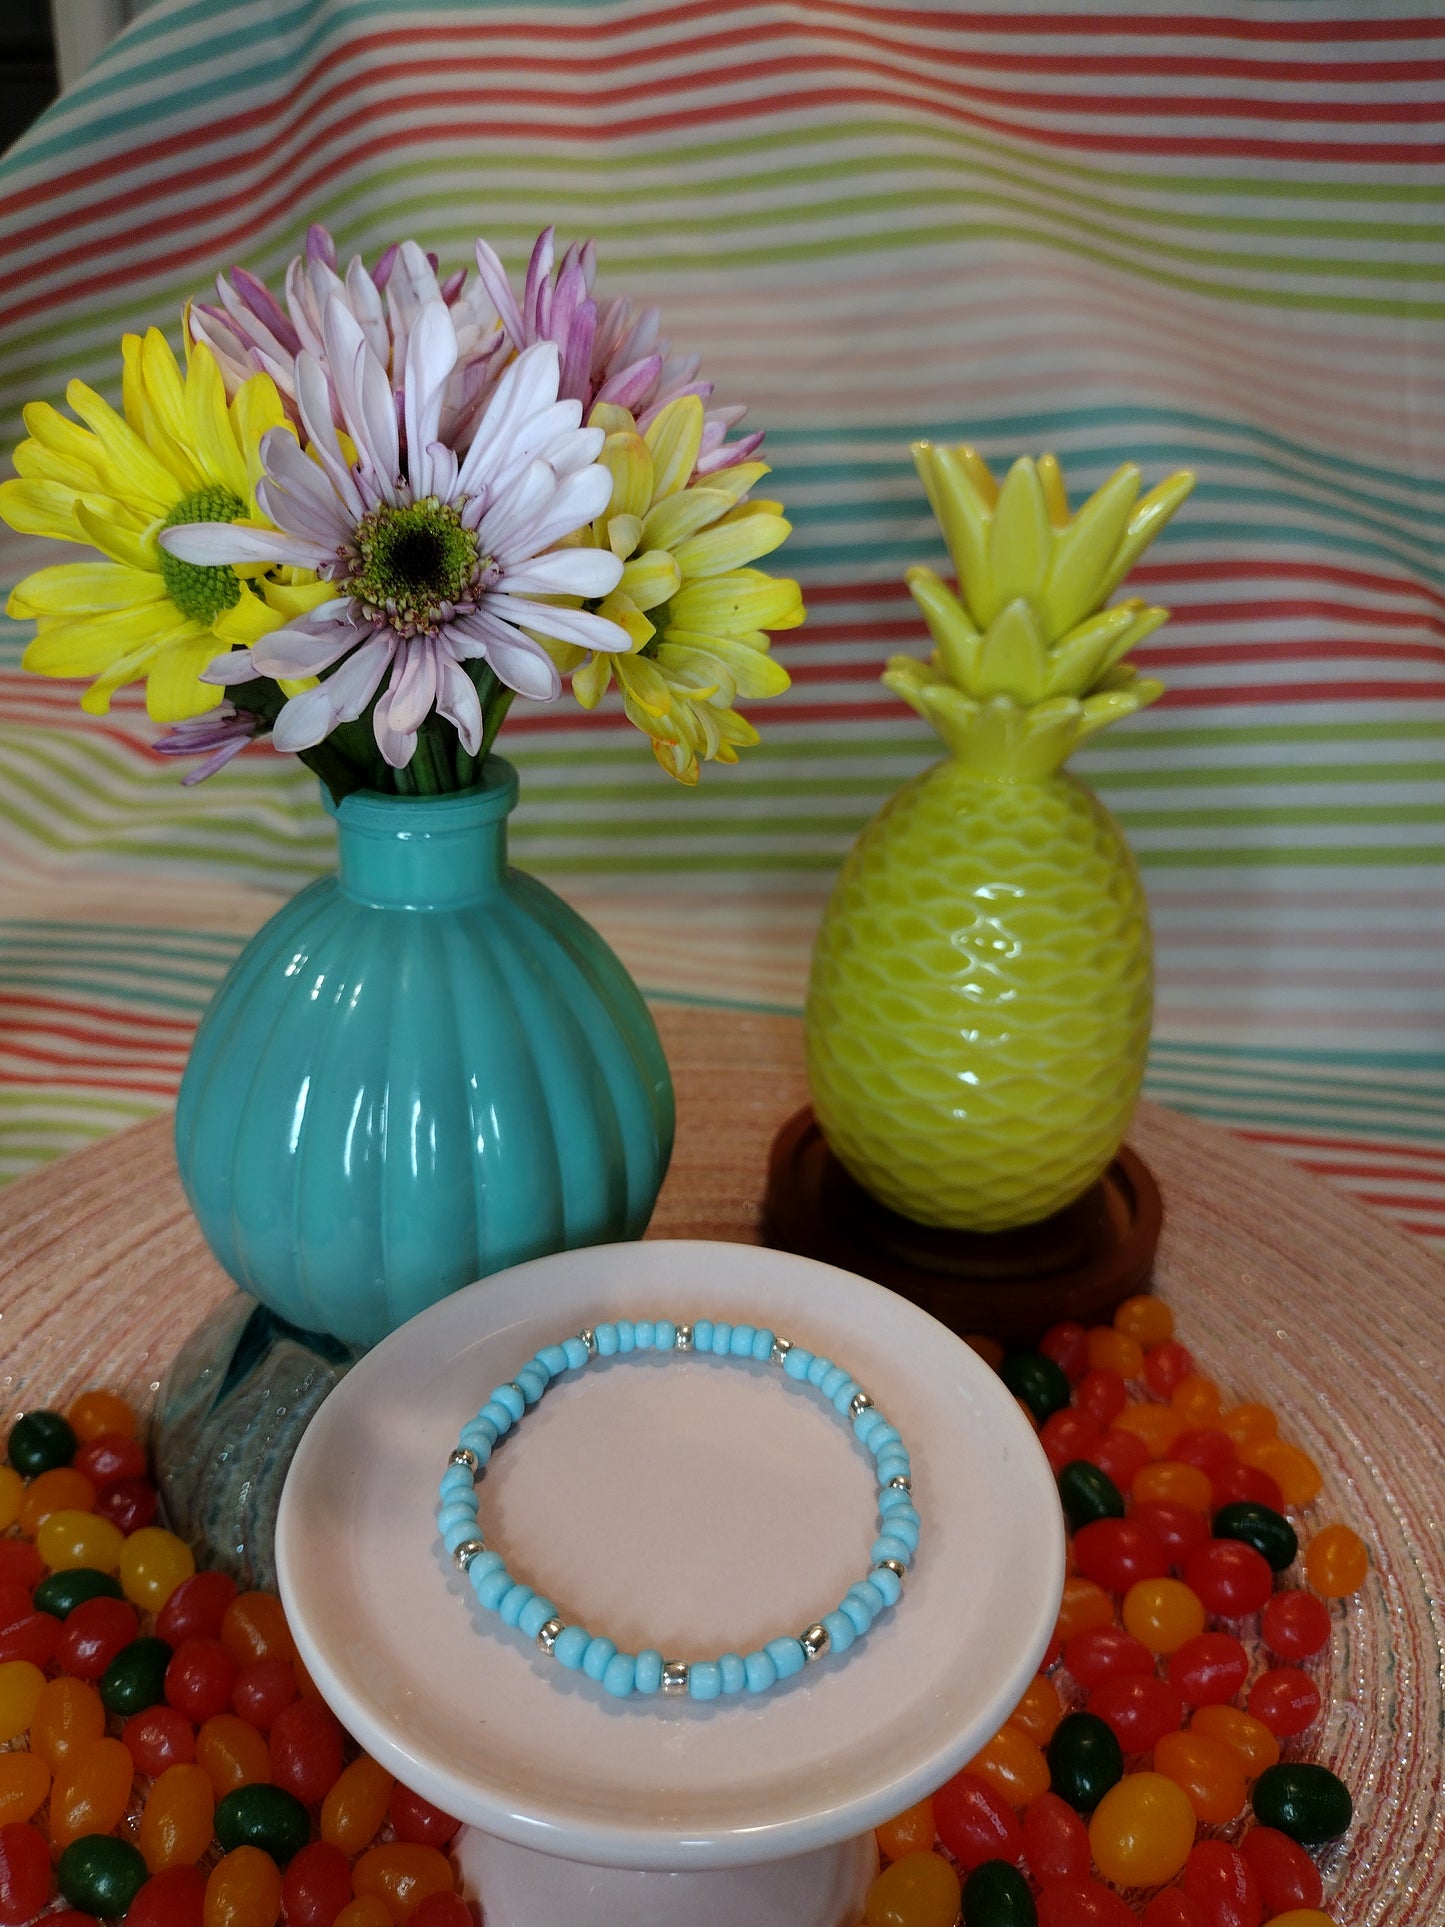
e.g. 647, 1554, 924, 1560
1007, 1673, 1063, 1746
1260, 1590, 1330, 1662
932, 1771, 1024, 1869
332, 1901, 391, 1927
40, 1509, 125, 1574
1057, 1463, 1125, 1531
1183, 1540, 1274, 1617
121, 1529, 197, 1613
1085, 1328, 1144, 1380
0, 1544, 42, 1591
222, 1594, 296, 1668
280, 1842, 353, 1927
0, 1752, 49, 1825
1211, 1503, 1297, 1573
33, 1568, 125, 1620
0, 1472, 20, 1534
102, 1634, 175, 1717
1020, 1790, 1089, 1883
352, 1845, 455, 1925
1072, 1517, 1169, 1594
1109, 1403, 1185, 1462
1171, 1376, 1225, 1427
128, 1864, 209, 1927
1114, 1294, 1174, 1346
1238, 1439, 1321, 1508
73, 1433, 148, 1491
1220, 1402, 1276, 1450
58, 1833, 149, 1917
1040, 1410, 1103, 1475
1167, 1632, 1250, 1707
197, 1714, 273, 1797
1087, 1770, 1197, 1886
999, 1353, 1071, 1422
1246, 1668, 1321, 1739
161, 1572, 241, 1647
204, 1846, 283, 1927
1143, 1340, 1195, 1399
320, 1755, 393, 1854
140, 1763, 216, 1872
1130, 1501, 1210, 1570
964, 1723, 1051, 1808
0, 1821, 52, 1925
50, 1735, 136, 1848
1036, 1881, 1136, 1927
98, 1477, 161, 1535
876, 1796, 935, 1861
388, 1784, 462, 1849
1181, 1839, 1263, 1927
31, 1676, 106, 1766
1304, 1524, 1368, 1598
1053, 1576, 1115, 1646
0, 1660, 45, 1742
1122, 1577, 1206, 1654
1089, 1427, 1150, 1492
8, 1408, 76, 1475
0, 1598, 60, 1667
864, 1851, 962, 1927
1045, 1712, 1123, 1814
1074, 1371, 1127, 1428
0, 1589, 29, 1637
410, 1899, 472, 1927
1132, 1461, 1214, 1513
17, 1466, 96, 1537
1237, 1826, 1324, 1914
1039, 1322, 1089, 1385
124, 1704, 198, 1775
233, 1658, 299, 1732
168, 1638, 241, 1723
961, 1858, 1035, 1927
1190, 1705, 1279, 1779
1063, 1625, 1153, 1688
216, 1785, 311, 1867
1154, 1728, 1248, 1824
270, 1698, 345, 1805
1171, 1429, 1234, 1480
68, 1390, 139, 1442
1088, 1672, 1185, 1751
1140, 1894, 1203, 1927
1211, 1463, 1284, 1512
1259, 1914, 1336, 1927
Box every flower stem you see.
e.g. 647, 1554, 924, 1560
479, 689, 515, 762
409, 722, 448, 795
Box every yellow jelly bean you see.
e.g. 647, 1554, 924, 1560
30, 1676, 106, 1769
0, 1750, 51, 1823
50, 1735, 136, 1849
0, 1660, 46, 1742
205, 1845, 283, 1927
1265, 1915, 1338, 1927
140, 1762, 216, 1872
37, 1507, 125, 1573
1089, 1771, 1197, 1887
875, 1795, 935, 1861
17, 1466, 95, 1538
0, 1466, 23, 1531
864, 1851, 961, 1927
120, 1526, 197, 1611
351, 1844, 455, 1923
321, 1754, 394, 1853
1114, 1294, 1174, 1346
333, 1903, 393, 1927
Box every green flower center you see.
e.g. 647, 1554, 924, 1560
347, 499, 481, 636
158, 487, 246, 625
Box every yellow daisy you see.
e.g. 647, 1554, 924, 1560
550, 395, 804, 785
0, 328, 329, 721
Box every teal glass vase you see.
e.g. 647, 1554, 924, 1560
174, 758, 675, 1350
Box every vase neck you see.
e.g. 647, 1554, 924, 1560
326, 759, 518, 908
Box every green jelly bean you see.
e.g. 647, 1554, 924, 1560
57, 1834, 148, 1917
1212, 1501, 1298, 1572
215, 1783, 311, 1866
1252, 1762, 1353, 1844
33, 1568, 125, 1619
963, 1857, 1037, 1926
7, 1409, 76, 1476
99, 1635, 173, 1717
997, 1352, 1071, 1422
1045, 1711, 1124, 1813
1056, 1460, 1125, 1530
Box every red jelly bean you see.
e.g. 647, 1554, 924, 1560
232, 1657, 299, 1732
1021, 1790, 1090, 1883
1259, 1590, 1331, 1662
1143, 1340, 1195, 1398
388, 1784, 463, 1849
0, 1548, 41, 1592
270, 1698, 346, 1805
0, 1821, 50, 1926
56, 1595, 138, 1678
1037, 1879, 1138, 1927
1074, 1369, 1127, 1427
123, 1704, 198, 1776
1182, 1540, 1273, 1617
1171, 1430, 1234, 1479
1167, 1632, 1250, 1707
932, 1771, 1024, 1869
1089, 1427, 1150, 1491
0, 1589, 30, 1632
157, 1571, 239, 1648
1181, 1839, 1262, 1927
410, 1897, 472, 1927
280, 1840, 353, 1927
96, 1477, 160, 1534
0, 1610, 59, 1669
1246, 1667, 1322, 1737
73, 1434, 148, 1491
1088, 1674, 1185, 1751
127, 1864, 207, 1927
1040, 1322, 1090, 1385
1237, 1826, 1323, 1914
1209, 1463, 1285, 1513
1130, 1502, 1210, 1571
166, 1638, 239, 1723
1040, 1409, 1103, 1474
1072, 1518, 1169, 1594
1141, 1894, 1203, 1927
1062, 1626, 1154, 1689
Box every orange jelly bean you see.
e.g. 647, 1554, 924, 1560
1305, 1523, 1369, 1597
67, 1388, 140, 1442
321, 1754, 395, 1854
1054, 1576, 1115, 1645
1111, 1403, 1186, 1460
197, 1713, 272, 1797
140, 1762, 216, 1871
1153, 1727, 1248, 1824
334, 1903, 393, 1927
864, 1851, 961, 1927
1242, 1437, 1323, 1507
0, 1660, 46, 1742
17, 1467, 96, 1537
1088, 1771, 1196, 1887
963, 1722, 1051, 1808
30, 1676, 106, 1768
1122, 1577, 1206, 1655
0, 1751, 51, 1823
352, 1844, 455, 1924
37, 1507, 125, 1572
875, 1794, 935, 1860
1086, 1327, 1144, 1379
50, 1734, 136, 1848
1008, 1674, 1063, 1746
1221, 1402, 1278, 1451
1170, 1375, 1225, 1427
205, 1845, 283, 1927
120, 1526, 196, 1612
222, 1592, 297, 1667
0, 1467, 23, 1532
1190, 1703, 1280, 1778
1114, 1295, 1174, 1346
1132, 1460, 1214, 1512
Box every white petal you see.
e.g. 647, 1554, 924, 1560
271, 633, 393, 747
295, 353, 365, 520
473, 237, 526, 343
201, 648, 259, 686
256, 434, 352, 545
371, 687, 416, 769
455, 341, 561, 499
494, 464, 614, 563
159, 521, 326, 569
251, 613, 372, 678
344, 256, 390, 368
453, 610, 562, 699
501, 549, 623, 597
470, 458, 558, 556
435, 652, 484, 753
487, 592, 631, 654
403, 300, 459, 499
385, 638, 439, 733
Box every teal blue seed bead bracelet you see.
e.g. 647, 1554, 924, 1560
435, 1318, 920, 1704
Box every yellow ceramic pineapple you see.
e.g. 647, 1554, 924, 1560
805, 446, 1195, 1232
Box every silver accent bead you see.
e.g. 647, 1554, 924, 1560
800, 1622, 830, 1662
849, 1390, 875, 1420
451, 1538, 487, 1571
874, 1558, 906, 1581
886, 1474, 912, 1493
536, 1617, 564, 1655
447, 1446, 479, 1474
771, 1336, 793, 1366
578, 1327, 597, 1356
675, 1322, 694, 1352
661, 1660, 689, 1695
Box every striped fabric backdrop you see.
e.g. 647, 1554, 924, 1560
1, 0, 1442, 1239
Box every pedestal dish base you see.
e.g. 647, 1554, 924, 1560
763, 1106, 1162, 1349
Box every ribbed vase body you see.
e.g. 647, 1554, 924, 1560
175, 761, 674, 1348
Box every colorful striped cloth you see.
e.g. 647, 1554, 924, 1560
2, 1, 1442, 1241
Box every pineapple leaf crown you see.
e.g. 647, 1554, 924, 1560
886, 445, 1195, 778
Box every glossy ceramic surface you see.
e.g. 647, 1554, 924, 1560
275, 1239, 1064, 1871
175, 760, 674, 1348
